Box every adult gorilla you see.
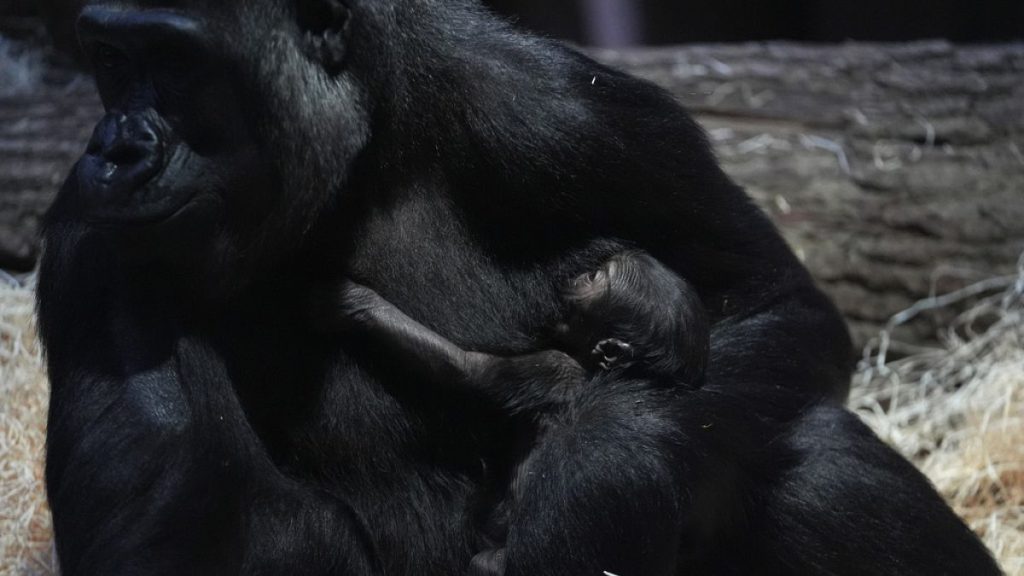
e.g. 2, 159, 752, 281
37, 0, 1000, 574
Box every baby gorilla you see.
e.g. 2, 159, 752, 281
328, 251, 708, 575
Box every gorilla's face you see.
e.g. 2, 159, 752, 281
77, 7, 253, 225
68, 0, 371, 287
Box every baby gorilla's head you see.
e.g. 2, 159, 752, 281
559, 252, 708, 384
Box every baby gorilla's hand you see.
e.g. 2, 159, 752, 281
592, 338, 634, 370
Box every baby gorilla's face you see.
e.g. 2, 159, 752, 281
568, 260, 615, 306
557, 254, 642, 370
555, 251, 707, 382
565, 252, 644, 310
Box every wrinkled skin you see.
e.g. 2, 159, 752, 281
37, 1, 1001, 575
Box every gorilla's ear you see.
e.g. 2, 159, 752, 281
297, 0, 350, 74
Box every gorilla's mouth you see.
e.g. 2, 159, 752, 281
74, 110, 204, 225
76, 142, 200, 225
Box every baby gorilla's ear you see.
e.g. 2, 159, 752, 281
592, 338, 634, 371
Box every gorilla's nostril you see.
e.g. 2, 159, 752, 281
87, 111, 164, 167
136, 128, 159, 144
104, 141, 151, 166
80, 111, 165, 199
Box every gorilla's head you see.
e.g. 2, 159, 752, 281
60, 0, 389, 291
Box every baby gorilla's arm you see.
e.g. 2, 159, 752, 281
323, 280, 584, 414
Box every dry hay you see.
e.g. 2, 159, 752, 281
0, 275, 54, 576
0, 261, 1021, 575
852, 256, 1024, 574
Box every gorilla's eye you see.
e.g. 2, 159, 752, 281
297, 0, 350, 34
296, 0, 351, 74
152, 48, 199, 92
95, 44, 128, 71
576, 271, 598, 286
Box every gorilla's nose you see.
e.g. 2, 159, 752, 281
86, 112, 162, 171
80, 111, 165, 204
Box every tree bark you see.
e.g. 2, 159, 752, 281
1, 37, 1022, 348
597, 42, 1024, 348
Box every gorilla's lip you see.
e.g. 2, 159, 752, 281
82, 178, 200, 226
78, 146, 202, 226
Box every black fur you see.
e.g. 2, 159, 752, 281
323, 251, 710, 574
558, 250, 710, 382
38, 0, 1001, 574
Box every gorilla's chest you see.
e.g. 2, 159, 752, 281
344, 192, 566, 354
260, 192, 631, 567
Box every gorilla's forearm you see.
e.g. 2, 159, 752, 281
45, 353, 379, 575
330, 281, 584, 415
329, 280, 479, 388
38, 220, 380, 575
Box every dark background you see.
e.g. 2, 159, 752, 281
484, 0, 1023, 47
1, 0, 1022, 48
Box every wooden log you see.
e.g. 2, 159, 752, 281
596, 42, 1024, 349
1, 36, 1022, 348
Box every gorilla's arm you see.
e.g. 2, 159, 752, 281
38, 201, 380, 575
395, 34, 854, 400
320, 280, 583, 415
35, 1, 999, 573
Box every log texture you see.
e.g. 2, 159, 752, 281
1, 35, 1022, 347
594, 42, 1024, 347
